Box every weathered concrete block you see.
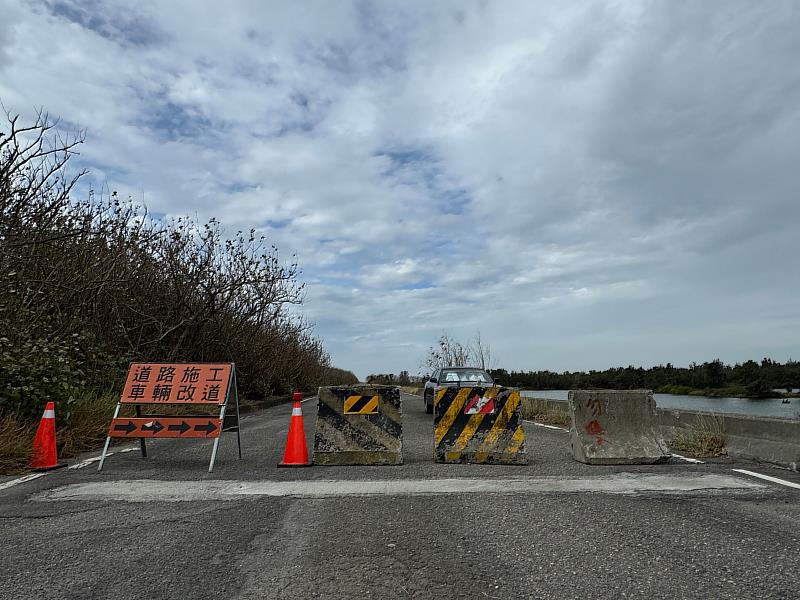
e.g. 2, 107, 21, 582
313, 385, 402, 465
434, 386, 527, 464
569, 390, 670, 465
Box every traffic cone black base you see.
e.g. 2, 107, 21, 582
31, 462, 67, 472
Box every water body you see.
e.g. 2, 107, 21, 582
520, 390, 800, 420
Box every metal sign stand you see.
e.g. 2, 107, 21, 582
210, 368, 242, 472
98, 363, 242, 473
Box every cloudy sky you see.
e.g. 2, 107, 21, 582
1, 1, 798, 378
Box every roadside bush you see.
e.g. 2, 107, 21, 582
0, 108, 345, 426
0, 311, 86, 420
319, 366, 359, 386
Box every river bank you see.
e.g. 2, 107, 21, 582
653, 384, 800, 400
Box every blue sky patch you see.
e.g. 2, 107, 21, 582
140, 98, 214, 143
47, 0, 164, 47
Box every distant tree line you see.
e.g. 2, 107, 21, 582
0, 109, 355, 421
366, 371, 419, 386
489, 358, 800, 398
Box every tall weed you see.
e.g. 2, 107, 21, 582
671, 415, 726, 457
0, 414, 33, 474
519, 397, 570, 428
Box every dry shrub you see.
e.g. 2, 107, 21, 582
519, 397, 571, 428
0, 414, 34, 474
0, 107, 364, 473
0, 108, 348, 423
399, 387, 424, 395
671, 415, 727, 457
57, 392, 119, 458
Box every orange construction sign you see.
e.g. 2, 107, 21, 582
99, 362, 241, 473
108, 417, 222, 438
120, 363, 232, 404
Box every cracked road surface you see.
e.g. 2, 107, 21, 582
1, 393, 798, 599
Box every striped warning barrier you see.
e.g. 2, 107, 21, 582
343, 394, 379, 415
434, 386, 527, 464
313, 385, 402, 465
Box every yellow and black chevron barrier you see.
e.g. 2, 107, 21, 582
343, 394, 379, 415
433, 386, 527, 464
313, 385, 402, 465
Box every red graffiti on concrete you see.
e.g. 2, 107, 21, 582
585, 397, 603, 416
584, 419, 603, 436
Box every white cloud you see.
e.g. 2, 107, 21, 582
1, 0, 798, 378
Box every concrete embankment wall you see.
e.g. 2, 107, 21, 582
658, 409, 799, 471
527, 398, 800, 471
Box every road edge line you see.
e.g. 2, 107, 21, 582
0, 446, 139, 492
68, 446, 137, 470
523, 419, 569, 432
671, 453, 705, 464
0, 473, 48, 492
731, 469, 800, 490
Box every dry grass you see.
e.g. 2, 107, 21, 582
519, 397, 571, 428
58, 392, 120, 458
0, 414, 35, 474
399, 386, 424, 396
1, 392, 121, 474
238, 396, 260, 412
670, 415, 727, 458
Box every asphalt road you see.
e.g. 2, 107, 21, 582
1, 393, 798, 599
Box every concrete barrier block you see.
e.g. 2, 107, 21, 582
313, 385, 402, 465
569, 390, 670, 465
434, 386, 527, 464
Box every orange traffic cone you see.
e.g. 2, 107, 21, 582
278, 391, 311, 467
29, 401, 67, 471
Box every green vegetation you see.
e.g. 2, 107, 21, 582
491, 358, 799, 399
367, 371, 414, 385
0, 109, 356, 473
654, 384, 749, 397
670, 415, 727, 458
